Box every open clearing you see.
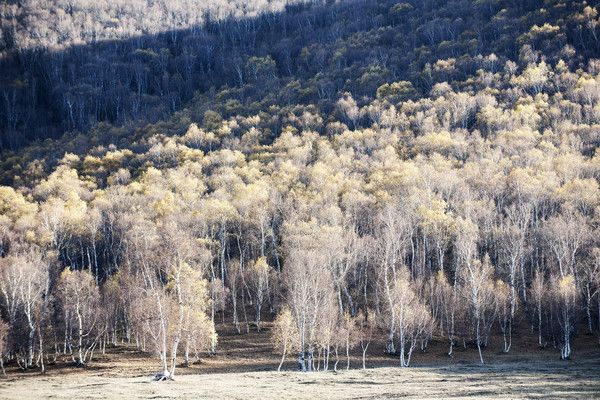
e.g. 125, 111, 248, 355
1, 360, 599, 399
1, 324, 599, 399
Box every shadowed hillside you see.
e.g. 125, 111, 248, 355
1, 0, 599, 150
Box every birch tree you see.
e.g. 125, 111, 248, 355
56, 268, 101, 366
247, 257, 271, 331
390, 267, 434, 367
374, 204, 414, 354
283, 220, 337, 372
460, 255, 496, 364
529, 270, 547, 347
354, 309, 375, 369
271, 307, 298, 372
551, 274, 578, 360
496, 203, 531, 352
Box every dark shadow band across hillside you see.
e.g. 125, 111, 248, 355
0, 0, 368, 148
0, 0, 598, 175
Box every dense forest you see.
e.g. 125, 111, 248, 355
2, 0, 600, 151
0, 0, 301, 52
1, 0, 600, 379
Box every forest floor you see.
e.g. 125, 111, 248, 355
1, 322, 599, 399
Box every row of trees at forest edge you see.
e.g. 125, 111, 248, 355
0, 218, 217, 379
2, 54, 600, 374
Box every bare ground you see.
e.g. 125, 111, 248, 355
1, 322, 599, 399
1, 360, 599, 399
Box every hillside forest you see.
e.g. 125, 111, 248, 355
1, 0, 600, 379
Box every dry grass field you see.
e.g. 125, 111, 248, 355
1, 323, 599, 399
1, 361, 600, 400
